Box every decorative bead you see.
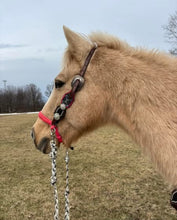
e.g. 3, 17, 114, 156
65, 152, 69, 163
54, 113, 60, 120
60, 103, 66, 110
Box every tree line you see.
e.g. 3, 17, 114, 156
0, 84, 44, 113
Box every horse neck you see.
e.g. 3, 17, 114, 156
95, 48, 152, 130
94, 47, 177, 186
95, 48, 174, 132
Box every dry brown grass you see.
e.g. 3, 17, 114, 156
0, 114, 176, 220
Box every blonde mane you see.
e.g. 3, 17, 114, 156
89, 32, 177, 66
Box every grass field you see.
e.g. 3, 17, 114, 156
0, 114, 176, 220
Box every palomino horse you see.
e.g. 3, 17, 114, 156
32, 26, 177, 210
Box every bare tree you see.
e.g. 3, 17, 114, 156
45, 82, 53, 97
0, 84, 44, 113
26, 84, 44, 111
163, 11, 177, 55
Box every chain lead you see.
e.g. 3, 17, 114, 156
50, 128, 71, 220
50, 128, 59, 220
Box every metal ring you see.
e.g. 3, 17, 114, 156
71, 75, 85, 91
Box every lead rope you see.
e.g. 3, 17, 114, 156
50, 128, 70, 220
64, 151, 70, 220
50, 128, 59, 220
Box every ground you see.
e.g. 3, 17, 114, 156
0, 114, 176, 220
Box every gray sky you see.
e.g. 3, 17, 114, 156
0, 0, 176, 94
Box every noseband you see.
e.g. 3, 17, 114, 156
38, 44, 97, 143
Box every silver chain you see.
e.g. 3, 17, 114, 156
50, 128, 70, 220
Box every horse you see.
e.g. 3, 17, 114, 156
32, 26, 177, 210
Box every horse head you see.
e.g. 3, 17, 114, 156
32, 26, 110, 153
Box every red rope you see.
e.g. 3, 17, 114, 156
38, 111, 63, 143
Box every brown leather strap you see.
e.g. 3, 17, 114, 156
79, 44, 97, 77
71, 44, 97, 95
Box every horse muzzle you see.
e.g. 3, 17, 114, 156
31, 128, 51, 154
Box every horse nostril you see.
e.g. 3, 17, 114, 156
31, 128, 38, 148
31, 128, 35, 140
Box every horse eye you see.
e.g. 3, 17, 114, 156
55, 80, 65, 88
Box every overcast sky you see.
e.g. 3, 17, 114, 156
0, 0, 176, 94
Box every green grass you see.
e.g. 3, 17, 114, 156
0, 114, 176, 220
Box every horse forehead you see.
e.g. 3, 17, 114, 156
59, 63, 80, 79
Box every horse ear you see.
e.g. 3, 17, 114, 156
63, 26, 92, 60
